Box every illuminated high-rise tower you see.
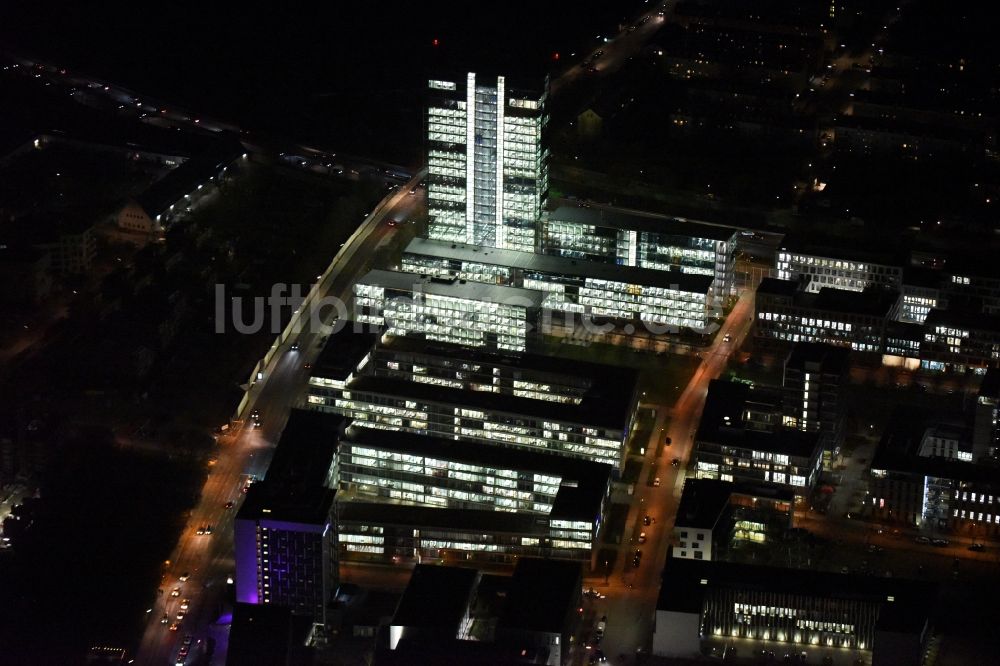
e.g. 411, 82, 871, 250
426, 72, 548, 252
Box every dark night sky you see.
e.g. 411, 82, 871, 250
0, 1, 643, 162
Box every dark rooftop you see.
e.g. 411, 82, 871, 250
656, 558, 934, 636
872, 409, 1000, 485
549, 204, 739, 241
346, 373, 635, 432
226, 603, 314, 666
758, 279, 899, 318
391, 564, 480, 631
498, 558, 581, 634
310, 322, 381, 382
136, 134, 245, 219
696, 380, 822, 459
675, 478, 735, 530
924, 307, 1000, 333
979, 368, 1000, 400
784, 341, 851, 372
236, 409, 344, 525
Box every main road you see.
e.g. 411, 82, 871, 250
134, 172, 425, 666
573, 289, 756, 664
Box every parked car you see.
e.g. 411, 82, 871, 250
914, 536, 931, 545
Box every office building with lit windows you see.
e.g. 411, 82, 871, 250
234, 410, 345, 621
754, 277, 899, 353
336, 425, 613, 519
426, 72, 548, 252
692, 380, 823, 496
353, 269, 544, 353
775, 244, 903, 294
671, 478, 793, 562
401, 237, 715, 331
870, 410, 1000, 535
899, 267, 942, 324
782, 342, 849, 462
337, 501, 598, 565
541, 205, 739, 298
652, 558, 933, 663
918, 308, 1000, 374
973, 369, 1000, 463
306, 326, 640, 468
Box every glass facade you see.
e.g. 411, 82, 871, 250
427, 74, 548, 252
776, 251, 902, 294
353, 273, 539, 353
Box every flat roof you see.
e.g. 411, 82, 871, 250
236, 409, 344, 524
784, 342, 851, 372
758, 279, 899, 317
310, 322, 380, 381
872, 410, 1000, 485
778, 235, 904, 267
378, 332, 639, 393
696, 380, 822, 458
498, 558, 581, 634
341, 426, 613, 521
675, 478, 794, 530
403, 237, 714, 293
656, 558, 934, 635
346, 374, 635, 432
391, 564, 479, 631
357, 269, 547, 309
675, 478, 736, 530
549, 205, 738, 241
924, 307, 1000, 333
979, 368, 1000, 399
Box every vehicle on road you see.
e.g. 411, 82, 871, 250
225, 501, 235, 509
250, 409, 261, 428
664, 436, 672, 446
723, 333, 732, 342
290, 341, 299, 351
589, 649, 608, 664
178, 572, 190, 582
169, 622, 180, 632
180, 599, 190, 611
932, 538, 950, 547
653, 477, 661, 487
644, 514, 653, 526
596, 615, 607, 637
671, 458, 681, 467
969, 543, 985, 551
160, 614, 170, 624
639, 531, 647, 544
914, 536, 931, 544
171, 587, 181, 597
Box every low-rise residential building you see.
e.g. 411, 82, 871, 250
401, 237, 715, 332
693, 380, 823, 496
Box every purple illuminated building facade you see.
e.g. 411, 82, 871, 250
233, 409, 344, 623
